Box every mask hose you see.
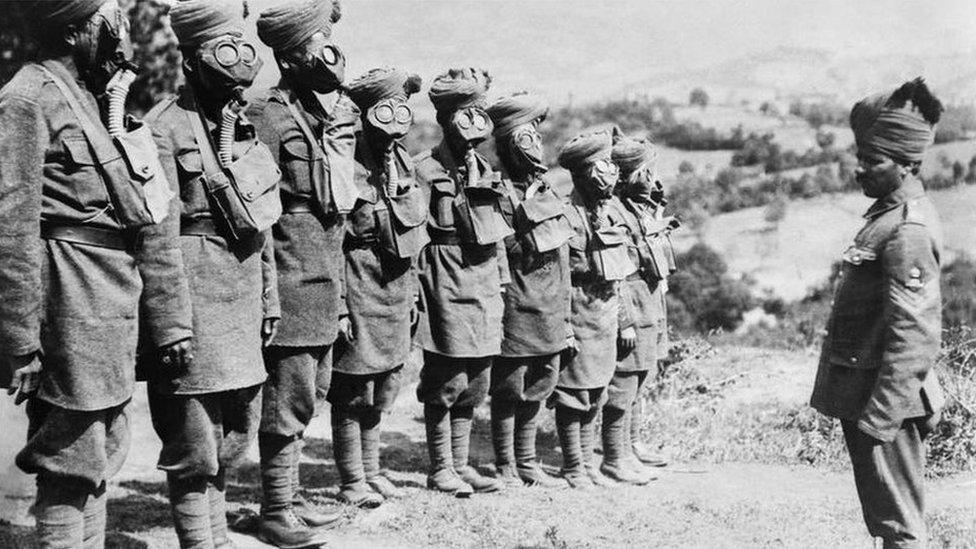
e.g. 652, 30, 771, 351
105, 59, 138, 136
218, 88, 247, 168
385, 149, 399, 197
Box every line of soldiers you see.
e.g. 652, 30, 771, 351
0, 1, 949, 549
0, 1, 678, 548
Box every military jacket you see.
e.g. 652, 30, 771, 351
559, 191, 634, 389
334, 140, 419, 374
247, 87, 347, 347
145, 89, 279, 395
414, 143, 510, 358
810, 177, 945, 442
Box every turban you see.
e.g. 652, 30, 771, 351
256, 0, 341, 52
850, 78, 944, 164
558, 129, 614, 172
31, 0, 108, 30
611, 134, 658, 178
487, 92, 549, 138
347, 68, 422, 110
170, 0, 246, 49
428, 67, 491, 114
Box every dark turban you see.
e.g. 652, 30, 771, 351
611, 134, 658, 178
487, 92, 549, 138
256, 0, 341, 52
31, 0, 108, 30
170, 0, 246, 49
428, 67, 491, 114
347, 68, 422, 110
558, 129, 614, 172
850, 78, 944, 164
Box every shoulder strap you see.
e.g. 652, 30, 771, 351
280, 93, 324, 160
184, 92, 223, 180
37, 62, 116, 163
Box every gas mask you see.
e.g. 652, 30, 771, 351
580, 157, 619, 199
855, 155, 905, 199
195, 34, 263, 97
365, 97, 413, 140
450, 106, 493, 147
72, 1, 133, 93
506, 123, 546, 176
622, 165, 661, 204
305, 42, 345, 93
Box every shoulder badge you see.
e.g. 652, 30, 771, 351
903, 199, 926, 225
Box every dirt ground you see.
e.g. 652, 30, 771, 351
2, 348, 975, 548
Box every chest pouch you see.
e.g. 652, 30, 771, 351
282, 94, 359, 216
453, 177, 514, 245
189, 109, 282, 242
590, 224, 637, 281
374, 178, 430, 259
518, 184, 573, 254
41, 63, 173, 228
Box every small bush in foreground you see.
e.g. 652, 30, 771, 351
927, 325, 976, 476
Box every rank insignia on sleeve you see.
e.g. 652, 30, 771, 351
905, 267, 924, 290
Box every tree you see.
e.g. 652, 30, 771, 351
953, 161, 965, 183
677, 160, 696, 175
0, 2, 37, 87
763, 194, 788, 225
815, 129, 836, 151
126, 0, 181, 115
689, 87, 709, 109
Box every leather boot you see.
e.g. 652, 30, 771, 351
81, 483, 107, 549
490, 399, 522, 488
555, 406, 592, 489
258, 433, 329, 549
451, 406, 501, 493
630, 397, 669, 467
208, 469, 235, 548
600, 407, 653, 485
515, 402, 561, 487
290, 437, 342, 528
35, 475, 86, 549
362, 409, 402, 499
581, 408, 613, 487
424, 404, 473, 497
331, 408, 383, 509
168, 474, 214, 549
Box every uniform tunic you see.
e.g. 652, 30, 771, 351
247, 87, 346, 348
0, 59, 191, 411
334, 141, 418, 375
414, 144, 509, 358
145, 90, 279, 395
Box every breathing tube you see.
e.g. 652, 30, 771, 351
385, 150, 399, 197
218, 88, 247, 168
105, 58, 139, 136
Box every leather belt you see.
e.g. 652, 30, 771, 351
344, 234, 378, 250
282, 197, 314, 214
625, 272, 644, 282
180, 217, 219, 236
41, 222, 129, 250
428, 230, 461, 246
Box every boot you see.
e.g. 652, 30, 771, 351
82, 484, 107, 549
630, 397, 669, 467
290, 437, 342, 528
35, 475, 86, 549
600, 407, 653, 485
168, 474, 214, 549
332, 408, 383, 509
258, 433, 329, 549
514, 402, 561, 487
451, 406, 501, 493
581, 408, 614, 487
424, 404, 473, 497
208, 469, 235, 548
362, 409, 402, 499
555, 406, 592, 489
490, 399, 522, 488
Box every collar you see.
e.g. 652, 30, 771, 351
864, 176, 925, 220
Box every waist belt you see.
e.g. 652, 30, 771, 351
282, 197, 314, 214
428, 231, 461, 246
40, 222, 129, 250
181, 217, 219, 236
571, 272, 601, 286
625, 272, 644, 282
344, 233, 378, 250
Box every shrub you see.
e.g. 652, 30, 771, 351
942, 256, 976, 328
927, 325, 976, 476
667, 243, 755, 333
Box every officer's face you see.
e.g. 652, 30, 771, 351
855, 153, 904, 199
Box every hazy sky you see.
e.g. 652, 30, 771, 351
246, 0, 976, 101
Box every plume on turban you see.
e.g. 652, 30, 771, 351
487, 92, 549, 139
347, 68, 422, 110
428, 67, 491, 114
850, 78, 944, 164
170, 0, 246, 49
558, 129, 614, 172
31, 0, 107, 30
256, 0, 341, 52
611, 134, 658, 178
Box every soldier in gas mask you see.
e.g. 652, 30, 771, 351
248, 1, 356, 544
553, 129, 637, 489
0, 0, 192, 546
142, 1, 283, 547
414, 67, 512, 496
486, 92, 572, 487
325, 67, 427, 507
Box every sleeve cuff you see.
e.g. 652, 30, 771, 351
856, 418, 896, 443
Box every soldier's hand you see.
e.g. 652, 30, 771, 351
338, 315, 354, 342
6, 353, 42, 405
262, 318, 279, 348
159, 339, 193, 371
619, 326, 637, 352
